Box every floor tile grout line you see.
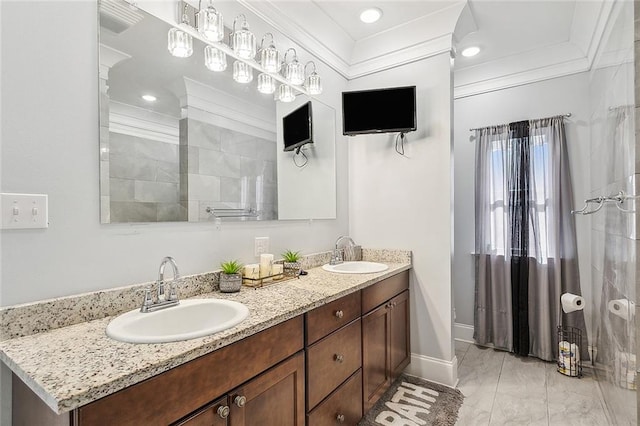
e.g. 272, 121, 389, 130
487, 351, 506, 425
545, 360, 551, 425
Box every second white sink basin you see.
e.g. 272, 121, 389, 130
106, 298, 249, 344
322, 261, 389, 274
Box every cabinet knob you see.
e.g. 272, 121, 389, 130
334, 354, 344, 363
234, 395, 247, 407
335, 310, 344, 319
336, 414, 345, 423
217, 405, 230, 419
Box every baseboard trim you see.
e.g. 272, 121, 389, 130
454, 322, 474, 343
404, 353, 458, 388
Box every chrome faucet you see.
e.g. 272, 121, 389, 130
141, 257, 181, 313
330, 236, 356, 265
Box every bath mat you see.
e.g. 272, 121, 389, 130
359, 374, 464, 426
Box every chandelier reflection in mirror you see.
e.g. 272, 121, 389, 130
196, 0, 224, 42
167, 0, 322, 101
167, 4, 193, 58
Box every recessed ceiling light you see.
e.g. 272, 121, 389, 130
461, 46, 480, 57
360, 8, 382, 24
141, 94, 157, 102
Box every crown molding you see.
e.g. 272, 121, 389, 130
109, 101, 179, 144
182, 77, 276, 136
239, 0, 462, 80
453, 56, 590, 99
453, 0, 614, 98
349, 34, 454, 79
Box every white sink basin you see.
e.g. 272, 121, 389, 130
106, 299, 249, 344
322, 261, 389, 274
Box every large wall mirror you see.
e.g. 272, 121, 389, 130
98, 0, 336, 223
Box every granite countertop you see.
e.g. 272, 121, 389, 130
0, 260, 411, 414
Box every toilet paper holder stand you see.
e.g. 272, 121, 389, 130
557, 325, 583, 378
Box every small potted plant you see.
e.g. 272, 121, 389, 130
282, 250, 302, 278
219, 260, 243, 293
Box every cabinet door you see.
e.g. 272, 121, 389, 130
229, 352, 305, 426
389, 290, 410, 379
362, 303, 390, 413
173, 396, 229, 426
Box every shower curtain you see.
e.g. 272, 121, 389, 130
473, 116, 588, 361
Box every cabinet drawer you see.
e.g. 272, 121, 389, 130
306, 291, 361, 345
362, 270, 409, 313
307, 319, 362, 410
307, 369, 362, 426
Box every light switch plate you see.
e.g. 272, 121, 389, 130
254, 237, 270, 257
1, 193, 48, 229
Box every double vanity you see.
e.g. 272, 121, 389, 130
2, 250, 411, 425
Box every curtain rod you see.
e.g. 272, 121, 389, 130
469, 113, 571, 132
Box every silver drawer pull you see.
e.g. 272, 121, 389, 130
234, 395, 247, 407
335, 310, 344, 319
217, 405, 230, 419
336, 413, 345, 423
334, 354, 344, 363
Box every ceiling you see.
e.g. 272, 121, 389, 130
242, 0, 613, 97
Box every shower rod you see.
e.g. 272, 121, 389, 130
469, 113, 571, 132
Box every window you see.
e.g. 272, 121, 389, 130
486, 134, 551, 262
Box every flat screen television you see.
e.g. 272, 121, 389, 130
342, 86, 416, 135
283, 101, 313, 153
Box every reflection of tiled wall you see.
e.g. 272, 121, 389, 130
109, 132, 185, 222
589, 1, 637, 424
180, 118, 278, 222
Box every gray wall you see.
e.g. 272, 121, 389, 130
348, 53, 457, 385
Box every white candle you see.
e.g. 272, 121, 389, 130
259, 254, 274, 277
243, 264, 260, 279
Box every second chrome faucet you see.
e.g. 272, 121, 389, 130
141, 256, 181, 313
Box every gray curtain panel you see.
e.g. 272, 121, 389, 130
474, 117, 588, 361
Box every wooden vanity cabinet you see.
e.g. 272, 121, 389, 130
75, 316, 304, 426
13, 270, 411, 426
361, 271, 410, 412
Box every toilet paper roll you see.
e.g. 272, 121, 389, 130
561, 293, 585, 313
608, 299, 636, 321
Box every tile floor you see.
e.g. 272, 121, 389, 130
455, 340, 610, 425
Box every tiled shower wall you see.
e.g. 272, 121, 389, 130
108, 132, 185, 222
589, 1, 636, 424
180, 119, 278, 222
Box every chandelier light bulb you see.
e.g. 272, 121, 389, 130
278, 84, 296, 102
167, 27, 193, 58
168, 6, 193, 58
233, 60, 253, 84
204, 45, 227, 72
232, 15, 256, 60
257, 73, 276, 94
259, 33, 280, 73
197, 2, 224, 42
